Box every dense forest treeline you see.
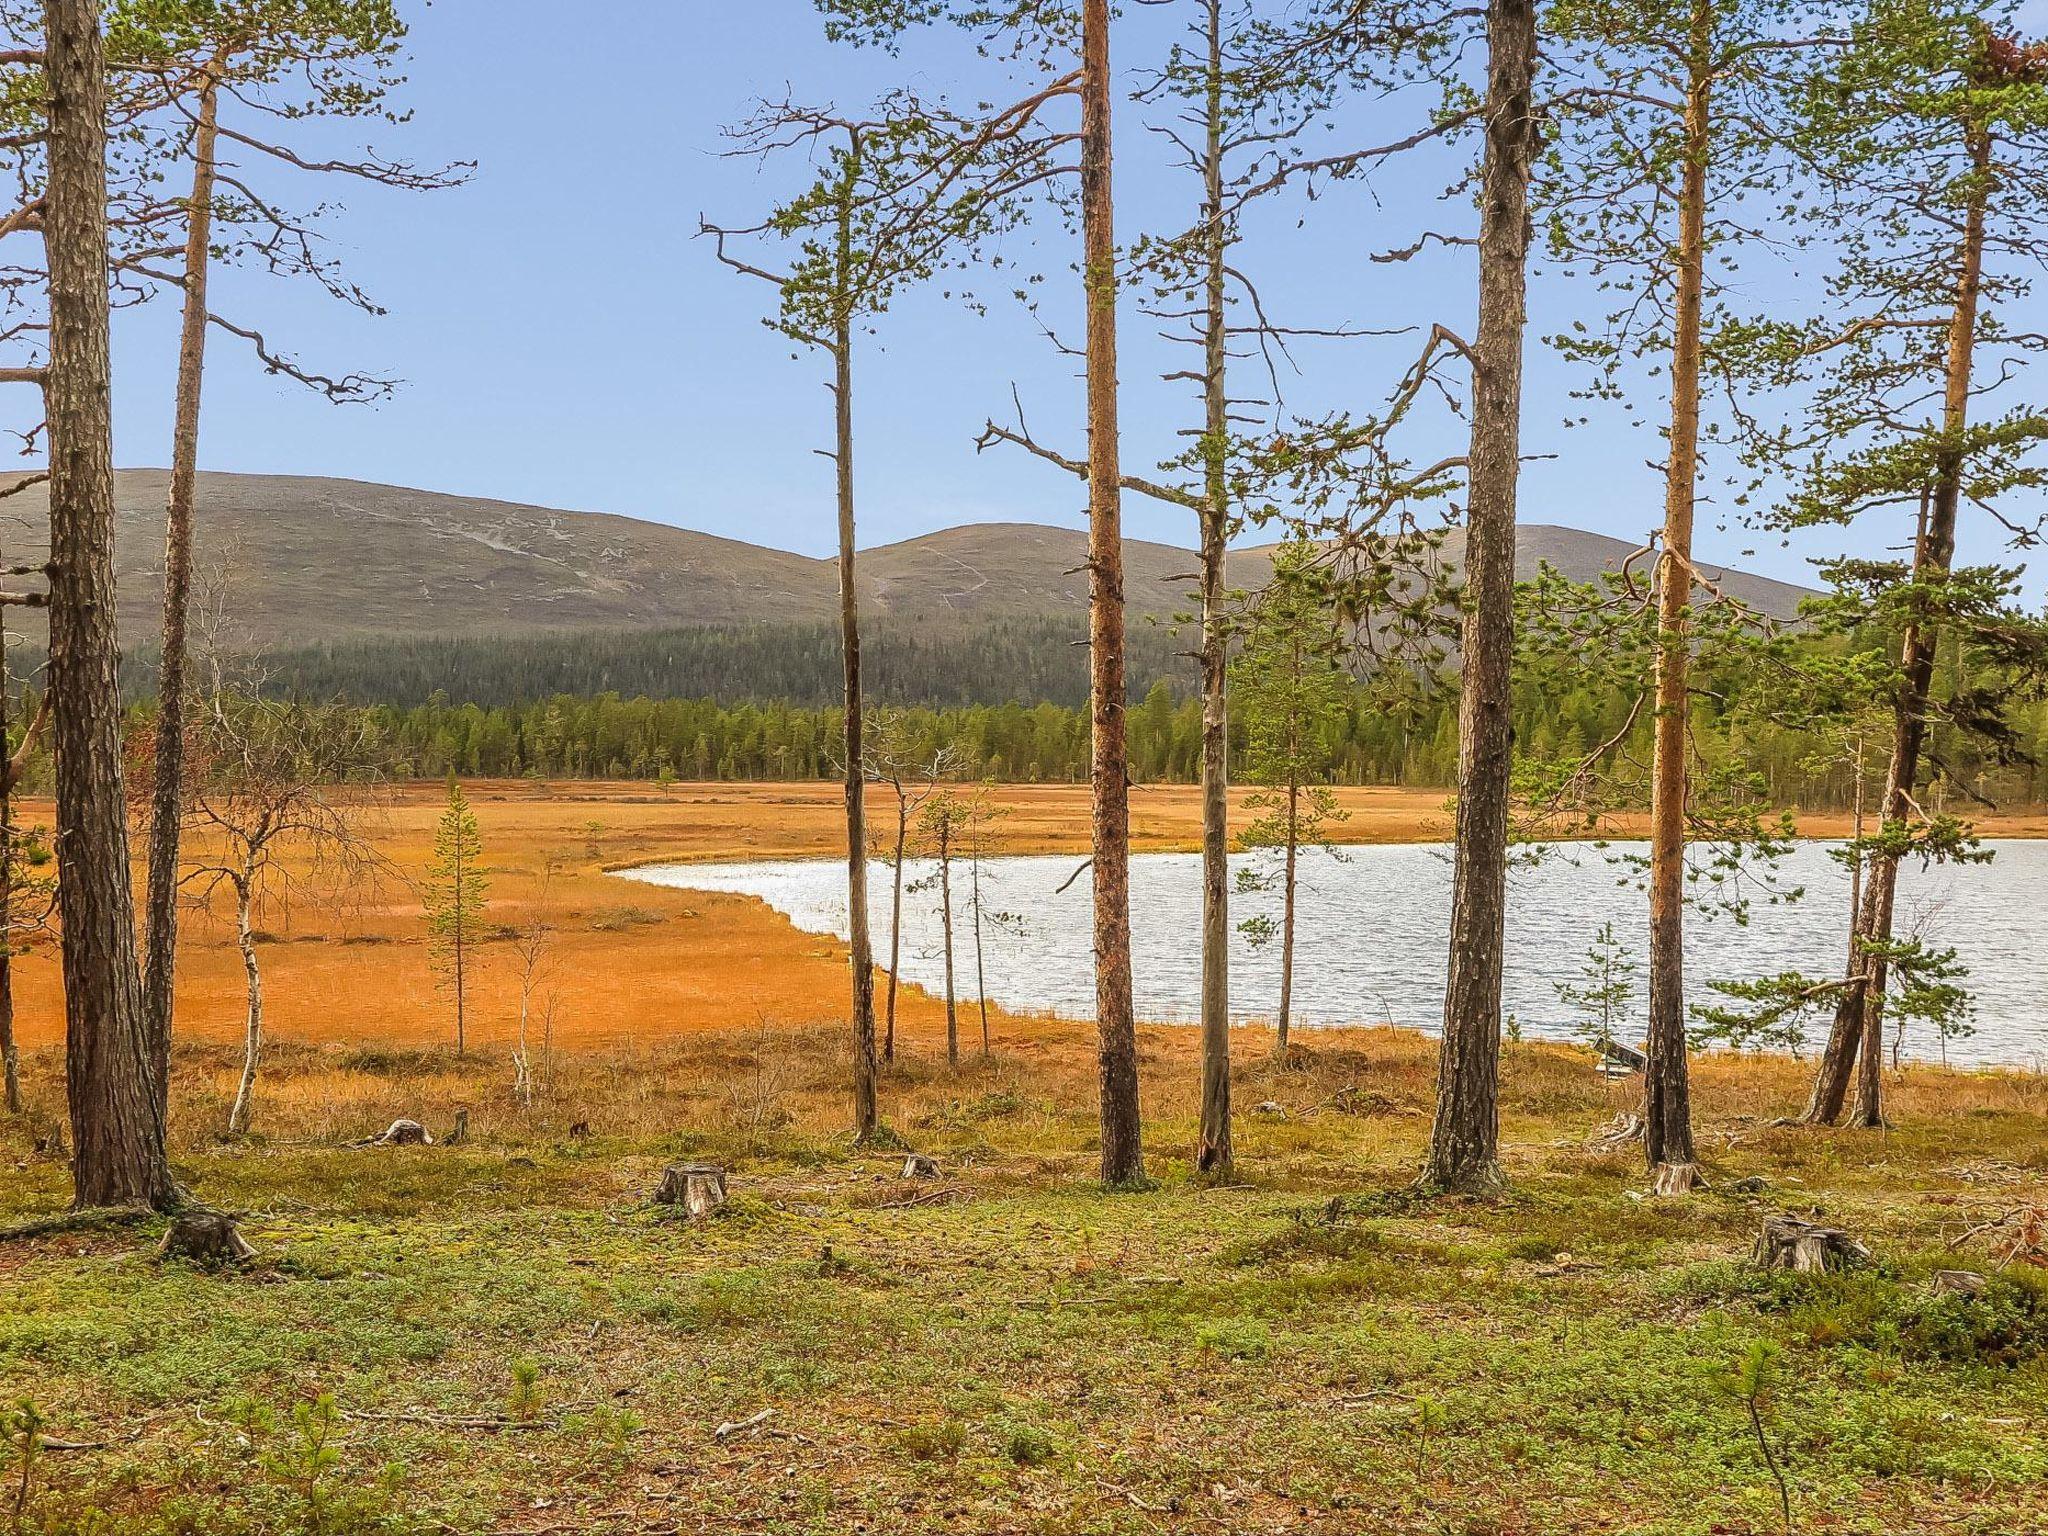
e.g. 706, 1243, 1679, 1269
47, 617, 1203, 713
345, 669, 2048, 811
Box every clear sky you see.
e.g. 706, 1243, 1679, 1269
84, 0, 2044, 592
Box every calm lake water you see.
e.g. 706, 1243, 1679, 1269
620, 840, 2048, 1070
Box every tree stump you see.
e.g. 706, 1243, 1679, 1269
159, 1210, 256, 1267
1752, 1214, 1870, 1274
1586, 1112, 1644, 1152
446, 1109, 469, 1146
371, 1118, 432, 1147
1931, 1269, 1988, 1297
655, 1163, 727, 1220
900, 1154, 940, 1180
1652, 1162, 1702, 1197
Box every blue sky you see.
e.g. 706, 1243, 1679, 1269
83, 0, 2043, 592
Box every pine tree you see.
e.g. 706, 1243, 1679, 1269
423, 776, 488, 1056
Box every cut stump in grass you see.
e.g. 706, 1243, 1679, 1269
1752, 1214, 1870, 1274
655, 1163, 727, 1220
446, 1109, 469, 1146
900, 1154, 940, 1180
1931, 1269, 1988, 1296
159, 1210, 256, 1267
368, 1119, 433, 1147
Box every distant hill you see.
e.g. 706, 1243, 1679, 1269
2, 470, 1816, 653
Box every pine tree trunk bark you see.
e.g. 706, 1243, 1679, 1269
1805, 126, 1986, 1129
1644, 16, 1710, 1179
227, 876, 262, 1136
0, 659, 18, 1116
143, 72, 219, 1121
1082, 0, 1143, 1187
833, 296, 878, 1139
1421, 0, 1536, 1195
45, 0, 175, 1210
1193, 0, 1232, 1178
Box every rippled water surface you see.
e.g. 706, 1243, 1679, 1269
621, 840, 2048, 1069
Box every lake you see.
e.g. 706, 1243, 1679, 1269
620, 839, 2048, 1070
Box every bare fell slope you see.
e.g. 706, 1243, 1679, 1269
4, 469, 1813, 646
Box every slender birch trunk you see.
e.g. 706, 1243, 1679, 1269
938, 819, 958, 1066
1193, 0, 1232, 1176
226, 874, 263, 1136
971, 819, 990, 1058
1082, 0, 1143, 1186
1422, 0, 1537, 1194
143, 71, 221, 1119
1804, 125, 1987, 1128
1277, 775, 1298, 1052
886, 791, 907, 1062
45, 0, 176, 1209
1643, 5, 1710, 1181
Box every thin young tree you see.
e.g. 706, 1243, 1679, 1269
423, 776, 487, 1057
1232, 543, 1352, 1056
706, 84, 1049, 1139
865, 714, 957, 1062
914, 788, 971, 1067
0, 643, 49, 1116
186, 680, 383, 1136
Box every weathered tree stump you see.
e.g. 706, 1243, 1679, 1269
1752, 1214, 1870, 1274
370, 1118, 433, 1147
446, 1109, 469, 1147
159, 1210, 256, 1267
900, 1153, 940, 1180
655, 1163, 727, 1220
1931, 1269, 1988, 1297
1651, 1161, 1703, 1197
1252, 1100, 1286, 1119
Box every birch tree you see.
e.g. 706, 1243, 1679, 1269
186, 677, 382, 1136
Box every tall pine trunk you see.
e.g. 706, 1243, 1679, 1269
143, 73, 220, 1120
1422, 0, 1537, 1194
1803, 125, 1987, 1128
1193, 0, 1232, 1177
0, 653, 17, 1116
833, 211, 879, 1137
1082, 0, 1143, 1186
1644, 10, 1710, 1180
45, 0, 175, 1210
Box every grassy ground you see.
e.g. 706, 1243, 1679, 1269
4, 1026, 2046, 1536
3, 782, 2047, 1534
